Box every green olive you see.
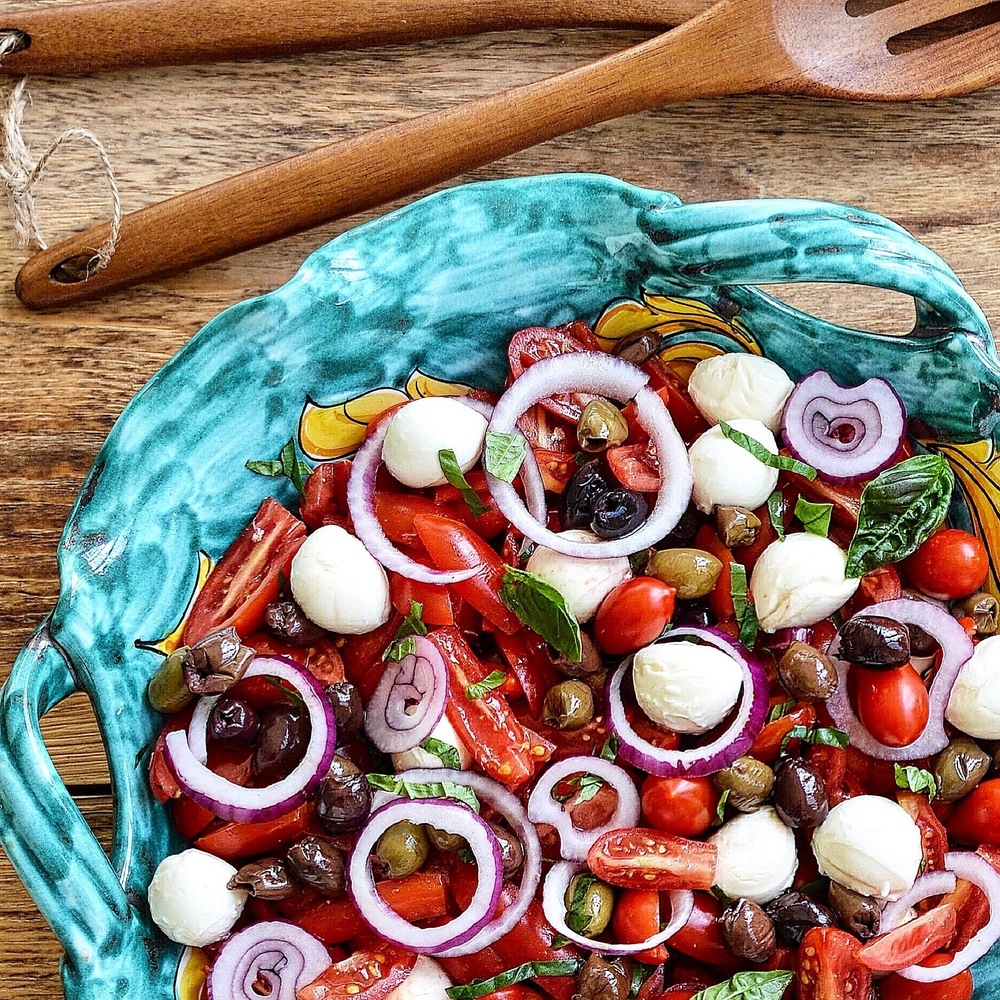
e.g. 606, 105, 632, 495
932, 736, 991, 803
147, 647, 195, 713
714, 505, 761, 548
577, 399, 628, 454
543, 680, 595, 731
376, 821, 430, 878
713, 756, 775, 812
647, 547, 723, 600
565, 873, 615, 938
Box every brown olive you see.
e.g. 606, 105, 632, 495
773, 757, 828, 829
764, 890, 837, 946
315, 760, 371, 834
254, 704, 309, 780
147, 648, 196, 713
777, 642, 838, 701
228, 858, 298, 900
932, 736, 991, 803
551, 632, 602, 679
955, 592, 1000, 636
264, 598, 326, 646
838, 615, 910, 669
326, 680, 364, 745
720, 898, 777, 962
713, 756, 775, 812
376, 821, 430, 878
182, 626, 255, 695
575, 954, 630, 1000
490, 822, 525, 879
611, 331, 660, 366
647, 548, 723, 601
828, 881, 880, 941
561, 460, 614, 532
577, 399, 629, 453
543, 680, 595, 731
208, 695, 260, 746
715, 505, 761, 548
286, 836, 346, 898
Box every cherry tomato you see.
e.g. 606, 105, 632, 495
182, 498, 307, 644
878, 954, 973, 1000
586, 827, 717, 891
298, 943, 417, 1000
300, 460, 352, 531
857, 901, 956, 971
850, 663, 929, 748
640, 775, 720, 838
593, 577, 676, 656
796, 926, 872, 1000
946, 778, 1000, 845
606, 441, 660, 492
612, 888, 668, 963
903, 528, 989, 601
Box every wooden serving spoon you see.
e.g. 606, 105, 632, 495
15, 0, 1000, 309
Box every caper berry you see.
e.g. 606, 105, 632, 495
264, 598, 326, 646
838, 615, 910, 669
773, 757, 828, 829
713, 756, 775, 812
326, 680, 364, 745
577, 399, 629, 453
955, 592, 1000, 636
575, 955, 630, 1000
647, 547, 723, 600
932, 736, 991, 803
315, 758, 370, 834
611, 331, 660, 366
720, 898, 777, 962
777, 641, 838, 701
543, 680, 595, 731
564, 873, 615, 938
228, 857, 298, 900
828, 881, 880, 941
147, 648, 196, 713
376, 821, 430, 878
764, 889, 837, 946
591, 490, 648, 540
561, 460, 614, 531
715, 505, 761, 548
254, 704, 309, 780
208, 695, 259, 746
286, 836, 346, 898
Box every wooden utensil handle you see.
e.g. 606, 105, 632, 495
0, 0, 713, 75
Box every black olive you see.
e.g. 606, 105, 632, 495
325, 680, 364, 745
764, 890, 837, 946
561, 460, 614, 530
773, 757, 829, 829
208, 695, 260, 746
315, 770, 371, 834
254, 704, 309, 780
591, 489, 648, 540
287, 836, 347, 898
838, 615, 910, 669
264, 599, 326, 646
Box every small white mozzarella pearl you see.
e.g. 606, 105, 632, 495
709, 807, 798, 903
632, 640, 743, 734
391, 714, 473, 771
382, 397, 487, 489
946, 634, 1000, 739
147, 849, 246, 947
386, 956, 452, 1000
290, 524, 391, 635
687, 418, 779, 513
687, 353, 795, 433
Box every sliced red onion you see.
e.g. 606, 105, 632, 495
880, 870, 958, 933
346, 415, 478, 585
363, 635, 448, 754
827, 599, 973, 760
165, 656, 336, 822
542, 861, 693, 953
206, 920, 330, 1000
526, 755, 640, 861
781, 370, 906, 483
485, 352, 693, 557
402, 767, 541, 958
348, 796, 502, 953
895, 852, 1000, 982
606, 627, 769, 777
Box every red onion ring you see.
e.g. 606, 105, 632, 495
880, 870, 958, 933
363, 635, 448, 754
606, 627, 769, 777
484, 352, 693, 558
348, 796, 502, 953
542, 861, 693, 953
826, 599, 973, 760
401, 767, 542, 958
165, 656, 336, 823
894, 852, 1000, 982
206, 920, 330, 1000
526, 755, 640, 861
781, 370, 906, 483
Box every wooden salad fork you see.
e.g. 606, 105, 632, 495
14, 0, 1000, 309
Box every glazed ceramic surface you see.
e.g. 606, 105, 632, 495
3, 173, 1000, 999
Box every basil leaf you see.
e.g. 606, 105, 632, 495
420, 737, 461, 770
690, 970, 795, 1000
730, 562, 759, 649
500, 566, 582, 662
439, 448, 490, 518
599, 734, 620, 762
768, 699, 795, 724
767, 491, 786, 541
566, 873, 600, 933
782, 724, 850, 750
719, 422, 817, 480
713, 788, 730, 827
366, 774, 480, 812
895, 764, 937, 801
484, 431, 528, 483
382, 600, 427, 661
246, 437, 312, 496
845, 454, 955, 578
465, 669, 508, 700
795, 496, 833, 538
446, 960, 583, 999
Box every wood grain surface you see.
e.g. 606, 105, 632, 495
1, 0, 999, 993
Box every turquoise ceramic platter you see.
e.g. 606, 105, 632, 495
3, 173, 1000, 999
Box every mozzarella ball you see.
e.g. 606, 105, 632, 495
709, 807, 797, 903
632, 640, 744, 734
525, 530, 631, 622
391, 714, 473, 771
811, 796, 922, 899
687, 353, 795, 433
386, 956, 452, 1000
687, 418, 779, 513
290, 524, 391, 634
750, 533, 859, 632
946, 634, 1000, 739
382, 397, 487, 489
147, 849, 246, 947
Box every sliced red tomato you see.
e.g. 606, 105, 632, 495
389, 573, 454, 626
493, 629, 559, 715
298, 943, 417, 1000
586, 828, 718, 891
850, 663, 929, 748
193, 802, 313, 861
897, 789, 949, 871
534, 448, 577, 494
693, 524, 735, 620
606, 441, 659, 492
947, 778, 1000, 845
611, 888, 669, 963
183, 498, 307, 644
878, 953, 973, 1000
247, 630, 346, 684
797, 926, 872, 1000
858, 902, 956, 971
668, 892, 742, 971
593, 577, 676, 655
300, 460, 352, 531
640, 774, 720, 838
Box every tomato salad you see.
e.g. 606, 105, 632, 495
144, 320, 1000, 1000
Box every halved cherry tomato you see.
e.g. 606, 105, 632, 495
796, 926, 872, 1000
493, 629, 559, 716
300, 460, 352, 531
897, 789, 949, 871
850, 663, 929, 748
586, 828, 718, 890
593, 577, 676, 656
640, 775, 720, 838
668, 892, 742, 971
947, 778, 1000, 845
183, 498, 307, 644
298, 943, 417, 1000
606, 441, 659, 492
858, 902, 956, 971
193, 802, 313, 861
389, 573, 454, 626
611, 888, 669, 963
878, 953, 973, 1000
903, 528, 989, 601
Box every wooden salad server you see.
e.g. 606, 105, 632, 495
15, 0, 1000, 309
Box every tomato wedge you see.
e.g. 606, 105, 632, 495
586, 828, 718, 891
183, 497, 307, 644
797, 927, 872, 1000
298, 943, 417, 1000
858, 902, 957, 972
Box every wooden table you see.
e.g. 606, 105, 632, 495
1, 3, 999, 993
